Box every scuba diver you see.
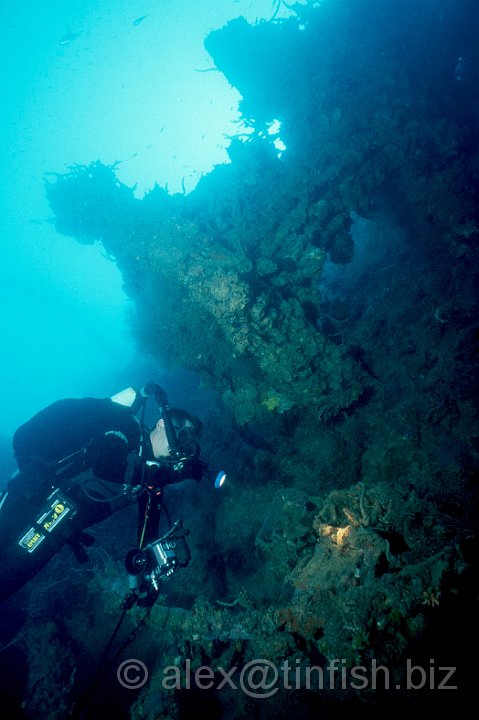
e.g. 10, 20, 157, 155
0, 382, 208, 604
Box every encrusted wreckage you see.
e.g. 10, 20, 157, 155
17, 0, 478, 716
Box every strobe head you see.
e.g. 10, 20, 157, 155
125, 548, 148, 575
125, 521, 191, 592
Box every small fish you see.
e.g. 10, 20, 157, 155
59, 32, 81, 45
133, 15, 147, 26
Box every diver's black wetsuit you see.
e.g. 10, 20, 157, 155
0, 397, 142, 603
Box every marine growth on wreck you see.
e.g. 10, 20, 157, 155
11, 1, 479, 717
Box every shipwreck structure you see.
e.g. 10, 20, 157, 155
16, 1, 478, 717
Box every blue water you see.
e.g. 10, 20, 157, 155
0, 0, 291, 439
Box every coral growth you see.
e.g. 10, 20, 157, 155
34, 0, 479, 716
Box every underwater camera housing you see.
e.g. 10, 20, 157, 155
125, 521, 191, 592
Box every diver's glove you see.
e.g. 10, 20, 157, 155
87, 431, 129, 482
143, 456, 206, 488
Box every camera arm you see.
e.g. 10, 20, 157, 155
140, 382, 183, 461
